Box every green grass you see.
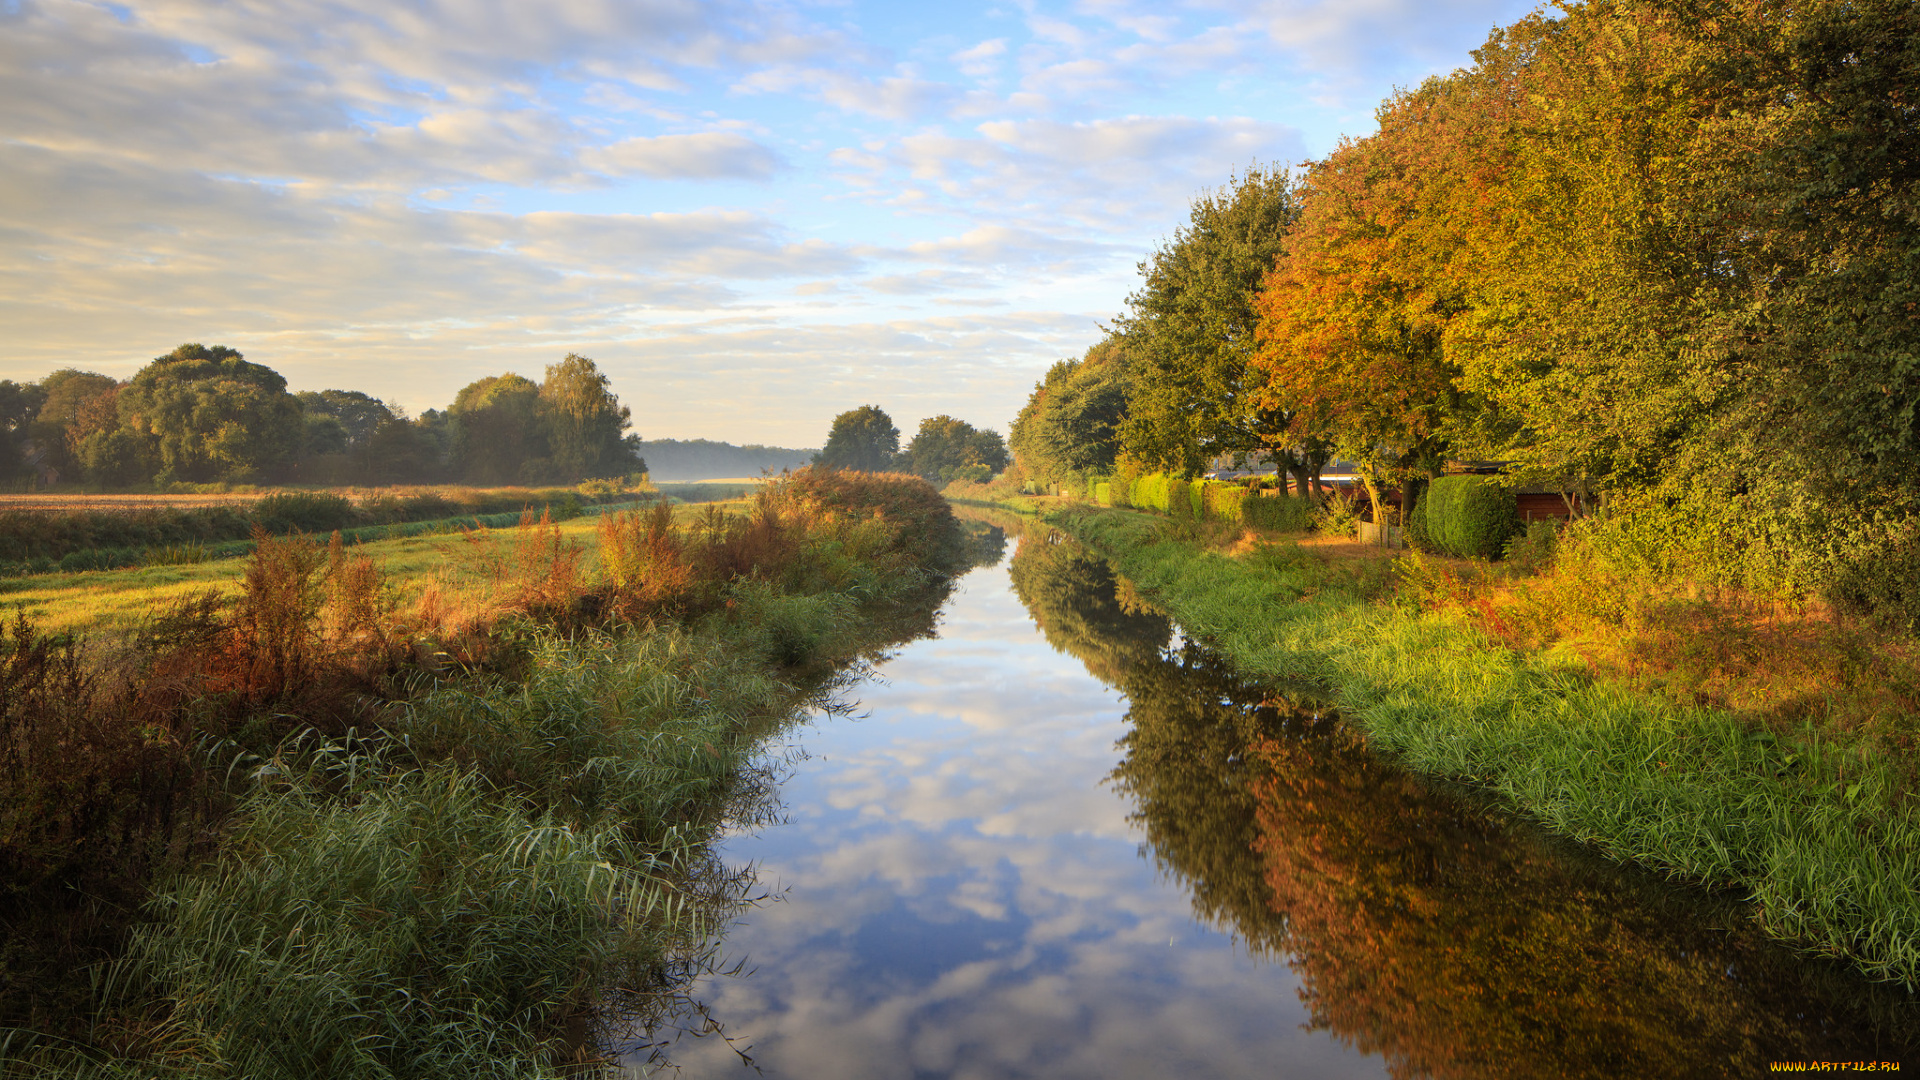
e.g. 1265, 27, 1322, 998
1042, 504, 1920, 990
0, 501, 747, 638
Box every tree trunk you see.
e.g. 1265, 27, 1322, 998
1289, 461, 1312, 500
1360, 472, 1386, 543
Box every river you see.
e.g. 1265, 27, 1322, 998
649, 519, 1916, 1078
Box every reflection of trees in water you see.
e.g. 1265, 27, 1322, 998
1005, 537, 1918, 1077
1007, 531, 1170, 684
957, 518, 1010, 571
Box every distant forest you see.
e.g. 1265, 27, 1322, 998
634, 439, 816, 482
0, 345, 661, 490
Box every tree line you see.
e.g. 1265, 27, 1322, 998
631, 439, 817, 482
1011, 0, 1919, 608
814, 405, 1010, 483
0, 346, 644, 488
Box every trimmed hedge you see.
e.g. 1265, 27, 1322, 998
1131, 474, 1172, 513
1095, 482, 1112, 507
1203, 482, 1246, 522
1425, 475, 1518, 559
1242, 491, 1313, 532
1406, 493, 1432, 551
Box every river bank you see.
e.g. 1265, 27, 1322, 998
0, 471, 978, 1078
981, 498, 1920, 996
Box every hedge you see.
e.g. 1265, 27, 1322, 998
1242, 491, 1313, 532
1425, 475, 1518, 559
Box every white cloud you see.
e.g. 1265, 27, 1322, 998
1, 0, 1542, 446
951, 38, 1009, 80
579, 132, 784, 180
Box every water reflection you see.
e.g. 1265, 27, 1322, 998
660, 519, 1913, 1078
1024, 526, 1919, 1073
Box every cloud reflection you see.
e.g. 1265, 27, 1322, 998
656, 565, 1389, 1079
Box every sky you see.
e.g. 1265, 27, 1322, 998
1, 0, 1539, 448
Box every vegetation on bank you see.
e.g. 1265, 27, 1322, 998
1005, 0, 1920, 637
0, 469, 974, 1077
994, 518, 1918, 1070
1002, 498, 1920, 992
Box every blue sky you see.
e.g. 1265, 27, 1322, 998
1, 0, 1538, 447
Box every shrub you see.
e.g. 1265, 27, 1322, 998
251, 491, 359, 534
1406, 494, 1431, 551
1132, 473, 1170, 513
1095, 482, 1112, 507
1828, 519, 1920, 635
597, 502, 692, 615
1203, 482, 1247, 522
1167, 478, 1195, 521
57, 548, 139, 573
1243, 492, 1314, 532
1425, 475, 1519, 560
1311, 491, 1362, 538
1503, 519, 1560, 574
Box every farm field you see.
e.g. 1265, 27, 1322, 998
0, 498, 747, 638
0, 492, 270, 514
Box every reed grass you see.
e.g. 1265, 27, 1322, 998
1045, 505, 1920, 990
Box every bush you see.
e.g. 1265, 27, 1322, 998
1828, 519, 1920, 635
1503, 519, 1560, 573
251, 491, 359, 534
1243, 492, 1314, 532
1168, 478, 1195, 521
1406, 494, 1431, 551
1311, 491, 1362, 538
1425, 475, 1519, 560
1130, 473, 1168, 513
56, 548, 139, 573
1095, 482, 1112, 507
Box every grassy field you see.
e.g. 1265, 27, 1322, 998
999, 497, 1920, 994
0, 501, 739, 638
0, 493, 268, 514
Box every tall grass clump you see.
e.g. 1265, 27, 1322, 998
392, 629, 793, 837
93, 760, 708, 1080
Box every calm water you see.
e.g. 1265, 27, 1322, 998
653, 524, 1916, 1078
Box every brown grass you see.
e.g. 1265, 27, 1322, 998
0, 493, 267, 514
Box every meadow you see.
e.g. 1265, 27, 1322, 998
0, 501, 715, 638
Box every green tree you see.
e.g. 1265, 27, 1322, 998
538, 353, 639, 481
116, 344, 305, 484
814, 405, 900, 472
1117, 164, 1311, 477
0, 380, 48, 485
27, 370, 120, 480
901, 415, 1010, 481
449, 374, 545, 484
360, 409, 446, 485
1009, 338, 1131, 485
297, 390, 395, 450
